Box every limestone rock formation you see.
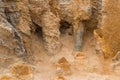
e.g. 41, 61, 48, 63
29, 0, 92, 54
0, 0, 120, 80
94, 0, 120, 59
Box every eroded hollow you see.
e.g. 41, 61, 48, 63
33, 22, 43, 41
59, 20, 73, 36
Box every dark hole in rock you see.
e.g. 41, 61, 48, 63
59, 20, 73, 36
35, 27, 43, 39
33, 22, 43, 41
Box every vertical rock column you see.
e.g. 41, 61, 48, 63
41, 11, 61, 55
74, 22, 84, 51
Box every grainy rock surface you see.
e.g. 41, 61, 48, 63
0, 0, 120, 80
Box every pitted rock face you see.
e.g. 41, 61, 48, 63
58, 0, 91, 21
0, 0, 120, 80
30, 0, 91, 26
29, 0, 50, 27
29, 0, 92, 54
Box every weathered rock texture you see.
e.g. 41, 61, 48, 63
0, 0, 120, 80
94, 0, 120, 59
94, 0, 120, 75
29, 0, 61, 54
29, 0, 92, 53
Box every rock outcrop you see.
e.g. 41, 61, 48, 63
94, 0, 120, 59
0, 0, 120, 80
30, 0, 92, 53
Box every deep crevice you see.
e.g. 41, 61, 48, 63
33, 22, 43, 41
59, 20, 73, 36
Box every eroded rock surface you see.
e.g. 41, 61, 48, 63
0, 0, 120, 80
